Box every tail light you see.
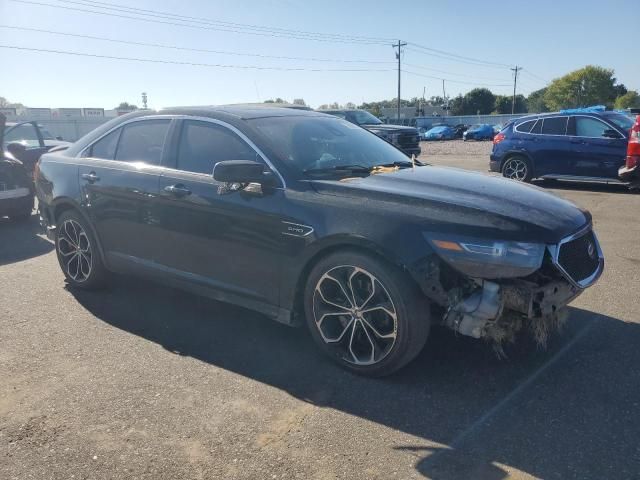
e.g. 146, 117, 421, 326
626, 115, 640, 169
493, 132, 505, 145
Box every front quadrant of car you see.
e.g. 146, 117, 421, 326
36, 106, 604, 376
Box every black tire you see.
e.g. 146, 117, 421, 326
304, 250, 430, 377
501, 155, 533, 182
55, 210, 108, 289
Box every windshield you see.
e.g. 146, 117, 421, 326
250, 116, 411, 174
604, 113, 634, 130
350, 110, 382, 125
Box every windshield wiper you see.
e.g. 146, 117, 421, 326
303, 164, 373, 176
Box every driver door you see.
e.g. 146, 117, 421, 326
155, 119, 286, 307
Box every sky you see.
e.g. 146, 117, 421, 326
1, 0, 639, 110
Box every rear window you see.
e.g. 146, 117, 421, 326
541, 117, 568, 135
515, 120, 536, 133
530, 119, 542, 134
115, 120, 170, 165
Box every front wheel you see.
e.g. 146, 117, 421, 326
502, 155, 532, 182
304, 251, 430, 377
55, 210, 108, 289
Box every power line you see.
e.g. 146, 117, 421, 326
0, 25, 394, 65
521, 69, 550, 85
402, 69, 511, 87
407, 42, 512, 68
10, 0, 392, 45
0, 44, 395, 72
403, 62, 509, 82
405, 46, 510, 70
54, 0, 395, 44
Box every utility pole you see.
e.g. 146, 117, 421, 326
511, 66, 521, 114
141, 92, 148, 109
442, 79, 448, 116
394, 40, 407, 122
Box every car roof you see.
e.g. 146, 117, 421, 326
159, 105, 326, 120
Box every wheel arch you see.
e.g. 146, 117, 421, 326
286, 235, 417, 325
50, 199, 108, 267
501, 151, 536, 177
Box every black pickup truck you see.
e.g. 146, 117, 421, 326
319, 109, 421, 157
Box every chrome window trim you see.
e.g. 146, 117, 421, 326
78, 114, 286, 188
547, 223, 604, 289
78, 114, 177, 159
513, 119, 537, 134
513, 114, 626, 139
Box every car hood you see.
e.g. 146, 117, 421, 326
44, 139, 72, 148
310, 166, 589, 243
362, 124, 418, 133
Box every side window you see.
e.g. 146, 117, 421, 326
87, 128, 121, 159
541, 117, 568, 135
115, 120, 170, 165
176, 121, 256, 175
575, 117, 611, 138
515, 119, 536, 133
5, 124, 40, 147
530, 119, 542, 134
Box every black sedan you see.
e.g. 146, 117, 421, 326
36, 106, 603, 376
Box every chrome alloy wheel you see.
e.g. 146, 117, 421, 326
503, 157, 528, 181
57, 219, 93, 283
312, 265, 398, 366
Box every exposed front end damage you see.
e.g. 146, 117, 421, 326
415, 225, 603, 352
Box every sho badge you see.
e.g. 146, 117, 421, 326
281, 221, 314, 238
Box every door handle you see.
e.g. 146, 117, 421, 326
164, 184, 191, 197
81, 172, 100, 183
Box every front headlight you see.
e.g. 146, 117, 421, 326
423, 233, 545, 279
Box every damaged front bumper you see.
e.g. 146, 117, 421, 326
443, 277, 580, 346
420, 224, 603, 348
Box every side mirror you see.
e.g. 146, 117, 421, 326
603, 129, 621, 139
213, 160, 275, 186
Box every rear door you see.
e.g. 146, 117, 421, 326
529, 116, 571, 176
155, 118, 286, 307
78, 117, 172, 265
566, 115, 627, 178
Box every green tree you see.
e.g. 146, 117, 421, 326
543, 65, 622, 110
450, 95, 465, 115
116, 102, 137, 111
494, 94, 527, 114
462, 88, 495, 115
527, 88, 549, 113
614, 91, 640, 109
292, 98, 306, 106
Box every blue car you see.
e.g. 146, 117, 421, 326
463, 124, 495, 141
490, 108, 634, 183
423, 125, 455, 141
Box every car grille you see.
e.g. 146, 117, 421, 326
556, 229, 600, 284
397, 133, 420, 147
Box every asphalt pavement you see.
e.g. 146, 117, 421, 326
1, 148, 639, 479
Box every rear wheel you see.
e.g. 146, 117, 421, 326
502, 155, 532, 182
304, 251, 430, 377
55, 210, 108, 289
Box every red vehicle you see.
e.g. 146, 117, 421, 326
618, 111, 640, 189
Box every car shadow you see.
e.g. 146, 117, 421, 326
0, 213, 54, 266
69, 277, 639, 479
